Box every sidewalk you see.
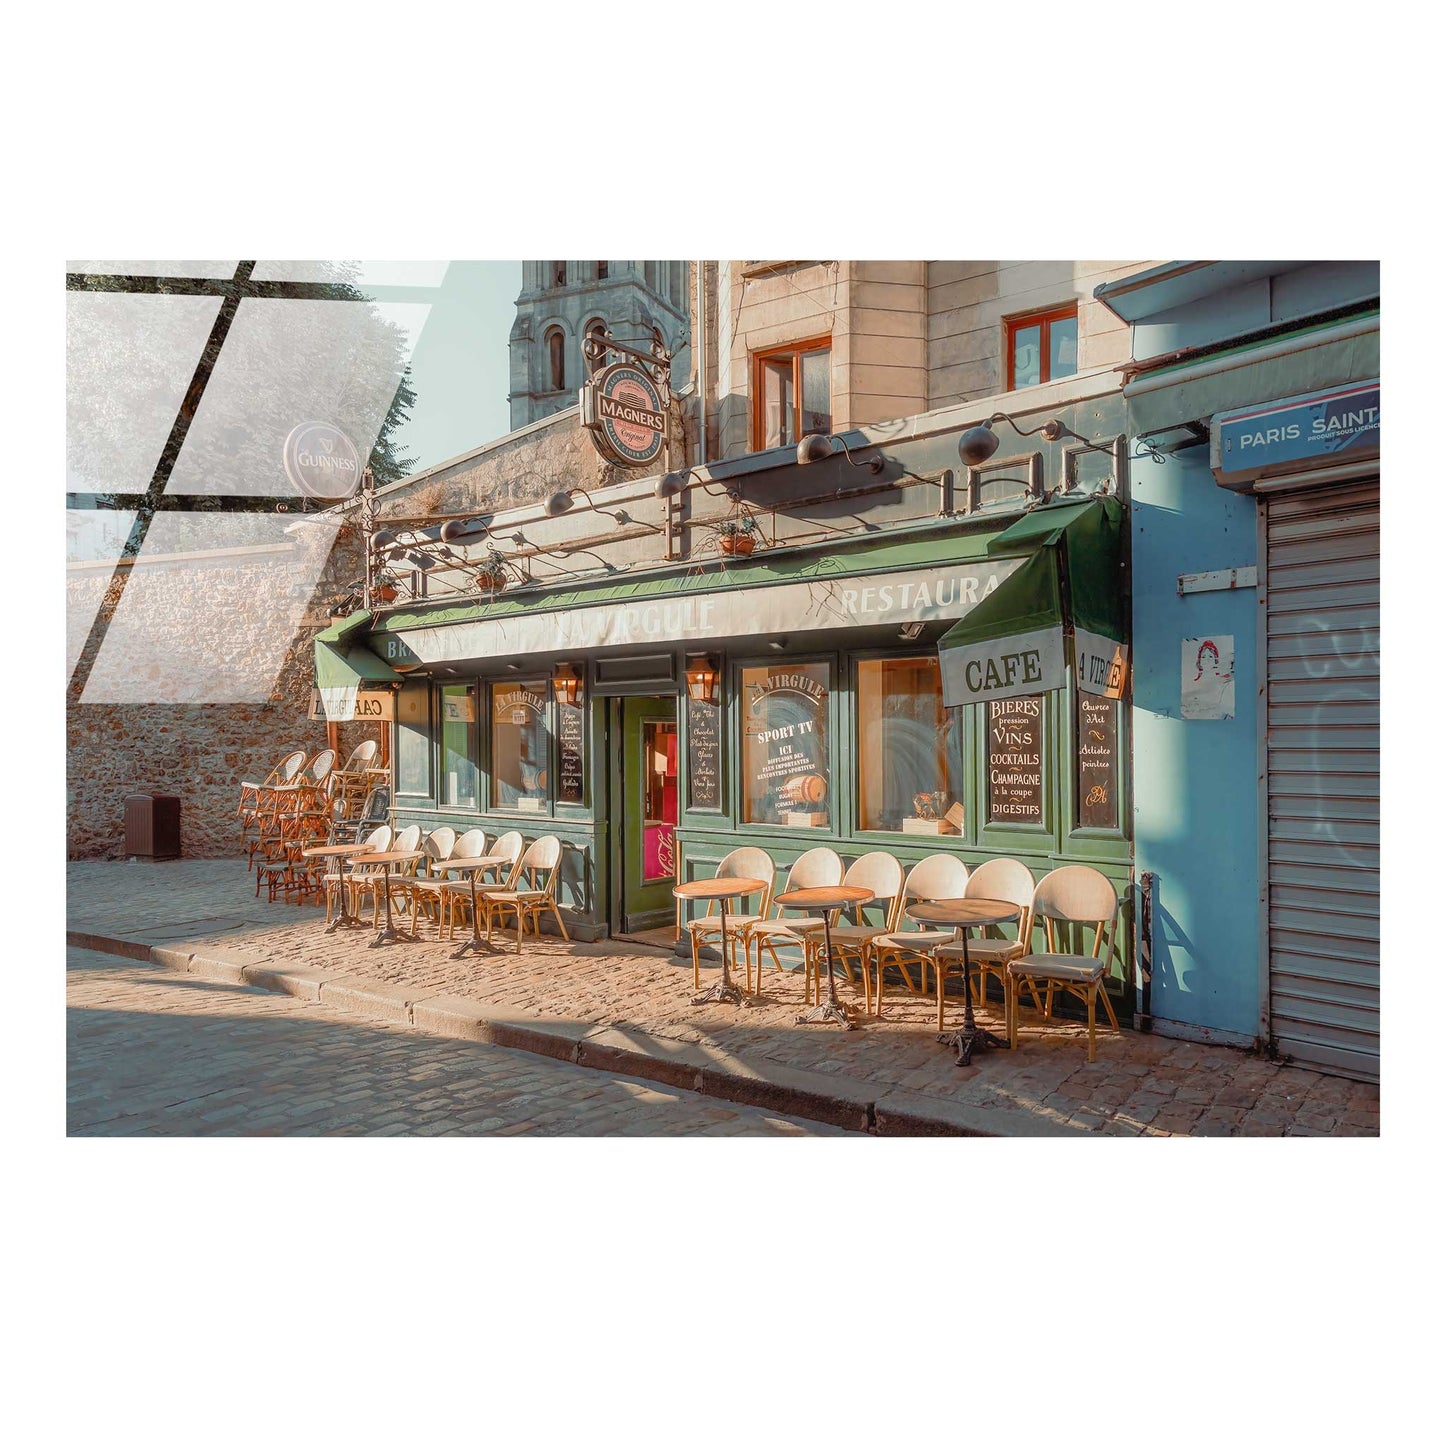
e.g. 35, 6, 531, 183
66, 860, 1381, 1137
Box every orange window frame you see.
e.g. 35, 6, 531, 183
750, 337, 831, 451
1005, 304, 1079, 390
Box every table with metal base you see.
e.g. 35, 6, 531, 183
905, 899, 1021, 1065
778, 884, 875, 1030
443, 855, 511, 958
674, 877, 768, 1007
354, 850, 423, 947
303, 843, 375, 933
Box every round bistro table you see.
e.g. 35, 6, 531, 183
302, 842, 376, 933
905, 899, 1021, 1065
674, 877, 768, 1008
441, 855, 513, 958
354, 850, 424, 947
776, 884, 875, 1030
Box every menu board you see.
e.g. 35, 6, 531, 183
987, 695, 1044, 826
687, 697, 722, 811
557, 700, 585, 805
1077, 694, 1118, 829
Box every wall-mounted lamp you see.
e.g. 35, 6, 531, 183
440, 516, 492, 545
685, 654, 721, 704
958, 413, 1115, 467
552, 661, 584, 707
544, 488, 662, 534
796, 432, 884, 474
656, 468, 741, 502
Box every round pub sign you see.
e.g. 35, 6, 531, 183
583, 362, 666, 468
283, 421, 362, 500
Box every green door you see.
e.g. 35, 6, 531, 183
615, 695, 679, 933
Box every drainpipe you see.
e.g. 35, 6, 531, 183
1136, 871, 1154, 1030
695, 260, 707, 466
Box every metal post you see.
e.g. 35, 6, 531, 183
359, 466, 377, 612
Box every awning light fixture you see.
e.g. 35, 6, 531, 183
685, 654, 721, 704
552, 661, 584, 707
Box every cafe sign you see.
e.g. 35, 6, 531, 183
284, 421, 362, 501
581, 362, 667, 468
309, 686, 395, 723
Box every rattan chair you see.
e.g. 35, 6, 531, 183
923, 857, 1039, 1032
479, 835, 570, 951
1005, 866, 1121, 1063
330, 740, 381, 818
325, 825, 391, 927
743, 846, 844, 998
866, 853, 970, 1017
681, 847, 775, 991
811, 851, 906, 1013
350, 822, 419, 925
401, 826, 457, 938
441, 830, 518, 940
238, 749, 306, 830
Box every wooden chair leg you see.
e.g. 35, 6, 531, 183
1099, 982, 1120, 1031
1088, 990, 1097, 1063
552, 902, 569, 942
690, 929, 701, 990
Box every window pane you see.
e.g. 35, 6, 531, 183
642, 720, 679, 880
1049, 315, 1078, 381
761, 358, 793, 448
1011, 324, 1041, 388
799, 348, 831, 437
440, 685, 478, 808
396, 683, 430, 796
741, 662, 830, 827
857, 657, 962, 832
491, 681, 551, 811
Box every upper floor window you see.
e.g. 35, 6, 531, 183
546, 328, 566, 391
1006, 304, 1078, 390
752, 339, 831, 451
551, 261, 567, 288
596, 261, 608, 280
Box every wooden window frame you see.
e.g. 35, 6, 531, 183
750, 337, 832, 452
1005, 303, 1079, 391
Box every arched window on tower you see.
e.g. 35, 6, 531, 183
596, 261, 608, 280
551, 261, 567, 288
547, 328, 566, 391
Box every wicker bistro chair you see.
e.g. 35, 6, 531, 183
478, 836, 570, 952
399, 826, 457, 938
350, 823, 421, 925
742, 847, 844, 999
324, 825, 391, 927
238, 749, 306, 830
330, 783, 390, 847
441, 830, 519, 940
865, 854, 970, 1017
681, 847, 776, 991
923, 858, 1040, 1032
810, 851, 906, 1014
1005, 866, 1122, 1064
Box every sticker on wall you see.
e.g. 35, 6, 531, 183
1182, 636, 1235, 720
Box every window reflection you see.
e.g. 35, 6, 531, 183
741, 662, 830, 828
492, 681, 550, 811
857, 657, 962, 832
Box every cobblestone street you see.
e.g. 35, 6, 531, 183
66, 948, 845, 1137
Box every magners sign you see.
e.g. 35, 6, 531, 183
581, 361, 666, 468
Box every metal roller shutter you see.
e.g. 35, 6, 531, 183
1265, 479, 1379, 1080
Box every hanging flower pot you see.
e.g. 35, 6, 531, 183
374, 581, 399, 604
719, 533, 755, 557
476, 574, 507, 595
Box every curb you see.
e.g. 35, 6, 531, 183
67, 928, 1086, 1137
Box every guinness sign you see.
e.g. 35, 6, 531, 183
283, 421, 362, 500
581, 361, 667, 468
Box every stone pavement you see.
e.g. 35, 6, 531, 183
67, 860, 1382, 1137
68, 948, 844, 1136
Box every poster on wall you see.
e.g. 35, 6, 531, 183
687, 698, 722, 811
743, 667, 829, 826
1182, 636, 1235, 720
987, 695, 1044, 825
1077, 694, 1119, 829
557, 700, 585, 804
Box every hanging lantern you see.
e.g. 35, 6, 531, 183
552, 662, 584, 708
685, 654, 721, 705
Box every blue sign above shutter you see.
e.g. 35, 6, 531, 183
1213, 380, 1379, 480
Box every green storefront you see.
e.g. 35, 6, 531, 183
315, 485, 1135, 1011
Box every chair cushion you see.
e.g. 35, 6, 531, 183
748, 918, 826, 939
483, 890, 546, 905
686, 913, 762, 936
936, 939, 1025, 963
1007, 953, 1106, 983
829, 924, 889, 944
872, 930, 955, 951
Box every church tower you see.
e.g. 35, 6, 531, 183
507, 261, 690, 431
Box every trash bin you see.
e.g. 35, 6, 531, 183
124, 794, 181, 860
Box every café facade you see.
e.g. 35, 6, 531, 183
314, 372, 1136, 1011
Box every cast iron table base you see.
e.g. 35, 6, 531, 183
937, 934, 1009, 1066
795, 911, 857, 1031
691, 899, 750, 1008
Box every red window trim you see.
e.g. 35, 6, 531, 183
750, 336, 832, 451
1005, 303, 1079, 391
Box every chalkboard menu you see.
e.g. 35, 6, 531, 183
557, 700, 586, 805
1077, 694, 1119, 829
987, 695, 1044, 826
687, 697, 722, 811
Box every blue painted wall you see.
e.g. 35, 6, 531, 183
1131, 447, 1260, 1038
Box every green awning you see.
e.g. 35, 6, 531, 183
938, 496, 1128, 707
313, 610, 402, 718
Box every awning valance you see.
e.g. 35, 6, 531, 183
937, 496, 1128, 707
313, 610, 402, 720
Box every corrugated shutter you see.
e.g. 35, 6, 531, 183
1265, 479, 1379, 1080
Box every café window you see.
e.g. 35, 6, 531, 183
1006, 304, 1078, 390
752, 340, 831, 450
741, 661, 830, 828
439, 684, 479, 808
857, 657, 963, 833
396, 683, 431, 797
491, 680, 551, 812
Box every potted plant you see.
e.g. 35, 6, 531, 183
373, 574, 400, 604
718, 513, 758, 557
474, 551, 509, 595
